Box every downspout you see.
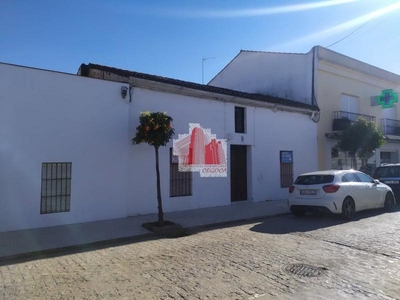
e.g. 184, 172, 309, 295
311, 46, 317, 107
127, 84, 133, 217
309, 47, 320, 124
128, 85, 133, 103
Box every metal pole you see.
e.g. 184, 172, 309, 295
202, 57, 215, 84
202, 59, 205, 84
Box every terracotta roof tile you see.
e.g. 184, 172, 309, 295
79, 63, 319, 111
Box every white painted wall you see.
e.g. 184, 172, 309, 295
128, 87, 318, 216
0, 63, 130, 232
128, 88, 230, 215
0, 62, 318, 232
209, 50, 314, 104
252, 109, 318, 200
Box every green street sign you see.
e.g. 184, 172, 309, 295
378, 89, 398, 108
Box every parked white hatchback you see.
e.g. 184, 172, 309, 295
288, 170, 395, 219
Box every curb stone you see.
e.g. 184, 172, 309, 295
0, 211, 290, 263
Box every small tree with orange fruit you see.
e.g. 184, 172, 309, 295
132, 111, 174, 225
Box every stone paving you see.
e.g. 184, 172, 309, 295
1, 208, 400, 299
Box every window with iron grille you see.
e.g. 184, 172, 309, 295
235, 106, 245, 133
41, 162, 71, 214
280, 151, 293, 188
170, 149, 192, 197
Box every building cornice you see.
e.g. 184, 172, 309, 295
130, 77, 319, 116
316, 46, 400, 85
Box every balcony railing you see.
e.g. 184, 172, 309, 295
381, 118, 400, 136
332, 111, 376, 131
333, 111, 376, 122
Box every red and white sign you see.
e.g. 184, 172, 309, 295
173, 123, 227, 177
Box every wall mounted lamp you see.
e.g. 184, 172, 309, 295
121, 86, 128, 99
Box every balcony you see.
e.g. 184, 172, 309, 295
380, 118, 400, 136
332, 111, 376, 131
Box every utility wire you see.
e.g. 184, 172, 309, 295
326, 15, 379, 48
339, 18, 386, 46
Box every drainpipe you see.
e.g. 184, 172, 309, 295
311, 46, 318, 107
128, 85, 133, 103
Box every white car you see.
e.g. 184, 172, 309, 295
288, 170, 395, 219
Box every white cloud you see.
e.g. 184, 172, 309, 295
271, 1, 400, 51
152, 0, 359, 18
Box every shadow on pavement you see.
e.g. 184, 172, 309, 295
2, 206, 398, 267
0, 234, 160, 267
250, 206, 400, 235
0, 218, 265, 267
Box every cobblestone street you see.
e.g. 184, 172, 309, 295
1, 208, 400, 300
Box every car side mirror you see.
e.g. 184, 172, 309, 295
374, 179, 380, 184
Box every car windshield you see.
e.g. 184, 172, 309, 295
374, 167, 400, 177
294, 175, 334, 185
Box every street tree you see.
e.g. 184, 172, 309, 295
337, 117, 385, 170
132, 111, 174, 225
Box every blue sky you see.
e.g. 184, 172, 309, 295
1, 0, 400, 84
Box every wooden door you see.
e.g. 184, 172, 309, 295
230, 145, 247, 202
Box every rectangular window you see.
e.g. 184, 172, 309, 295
340, 94, 359, 114
41, 162, 71, 214
235, 106, 245, 133
170, 149, 192, 197
280, 151, 293, 188
295, 175, 334, 185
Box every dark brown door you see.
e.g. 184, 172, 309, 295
230, 145, 247, 202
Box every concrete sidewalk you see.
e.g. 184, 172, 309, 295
0, 200, 289, 260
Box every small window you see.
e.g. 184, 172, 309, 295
374, 166, 400, 178
280, 151, 293, 188
295, 175, 334, 185
235, 106, 245, 133
342, 173, 358, 182
170, 149, 192, 197
355, 172, 374, 183
41, 162, 71, 214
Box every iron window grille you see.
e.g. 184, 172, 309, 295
41, 162, 71, 214
170, 149, 192, 197
235, 106, 245, 133
380, 118, 400, 135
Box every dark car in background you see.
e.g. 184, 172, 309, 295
373, 164, 400, 203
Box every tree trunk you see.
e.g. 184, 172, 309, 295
350, 153, 358, 170
154, 146, 164, 225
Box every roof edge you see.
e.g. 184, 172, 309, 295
207, 50, 243, 85
316, 46, 400, 83
80, 63, 319, 112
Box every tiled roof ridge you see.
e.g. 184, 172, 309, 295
80, 63, 319, 111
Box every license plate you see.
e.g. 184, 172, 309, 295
384, 181, 399, 184
300, 189, 317, 195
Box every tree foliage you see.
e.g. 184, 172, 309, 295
132, 111, 175, 148
337, 117, 385, 169
132, 111, 175, 225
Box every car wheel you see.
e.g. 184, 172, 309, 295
384, 192, 395, 212
341, 197, 355, 220
291, 208, 305, 217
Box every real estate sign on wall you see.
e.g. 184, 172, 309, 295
173, 123, 227, 177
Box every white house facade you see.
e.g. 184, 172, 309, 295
210, 47, 400, 174
0, 62, 319, 233
0, 63, 131, 232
